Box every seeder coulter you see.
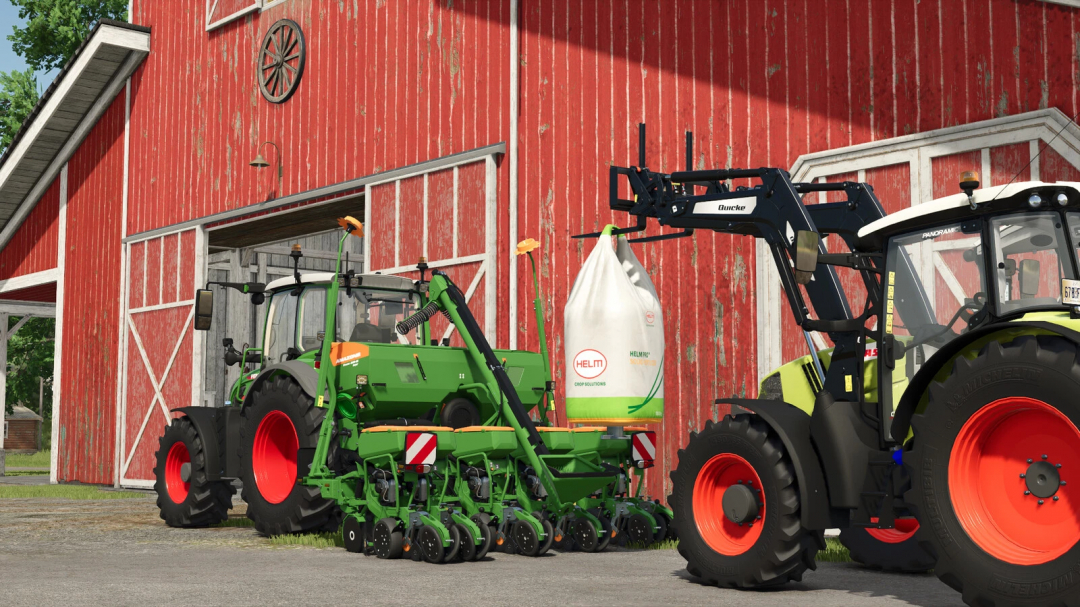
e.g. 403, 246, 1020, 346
154, 217, 672, 562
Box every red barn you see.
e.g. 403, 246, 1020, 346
0, 1, 1078, 496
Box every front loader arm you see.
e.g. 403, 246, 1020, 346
612, 164, 865, 400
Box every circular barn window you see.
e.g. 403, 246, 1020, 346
258, 19, 305, 104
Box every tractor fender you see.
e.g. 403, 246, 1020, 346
890, 319, 1080, 443
720, 398, 840, 530
172, 406, 241, 480
245, 361, 321, 407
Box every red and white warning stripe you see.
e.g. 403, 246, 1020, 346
405, 432, 437, 466
631, 431, 656, 467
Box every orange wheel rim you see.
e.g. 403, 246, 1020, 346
949, 396, 1079, 565
165, 441, 190, 503
866, 517, 919, 544
692, 453, 765, 556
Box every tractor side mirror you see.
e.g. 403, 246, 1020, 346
793, 231, 821, 285
1019, 259, 1041, 298
194, 289, 214, 330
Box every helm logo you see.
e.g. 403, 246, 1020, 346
573, 349, 607, 379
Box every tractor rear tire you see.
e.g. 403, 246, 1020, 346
154, 416, 235, 528
239, 376, 338, 536
906, 336, 1080, 607
838, 520, 935, 572
668, 415, 823, 588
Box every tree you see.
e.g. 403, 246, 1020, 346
0, 68, 39, 152
5, 316, 54, 419
8, 0, 128, 73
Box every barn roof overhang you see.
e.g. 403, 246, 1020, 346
0, 19, 150, 251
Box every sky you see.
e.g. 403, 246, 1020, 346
0, 1, 59, 89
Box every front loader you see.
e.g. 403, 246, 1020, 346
606, 125, 1079, 607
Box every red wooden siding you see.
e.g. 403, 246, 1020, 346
57, 96, 127, 484
117, 0, 1080, 497
0, 178, 60, 281
0, 282, 56, 302
129, 0, 511, 343
513, 0, 1080, 500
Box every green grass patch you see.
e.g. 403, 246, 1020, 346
625, 538, 680, 550
816, 537, 853, 563
268, 531, 343, 549
0, 484, 147, 500
4, 470, 49, 476
6, 451, 49, 468
212, 516, 256, 528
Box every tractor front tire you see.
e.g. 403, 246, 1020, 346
838, 520, 935, 573
154, 416, 235, 527
907, 336, 1080, 607
239, 376, 338, 536
669, 415, 823, 588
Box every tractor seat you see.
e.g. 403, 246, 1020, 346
350, 322, 391, 343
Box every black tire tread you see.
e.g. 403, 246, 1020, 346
906, 335, 1080, 607
838, 526, 935, 573
239, 376, 337, 536
669, 415, 822, 588
154, 417, 235, 528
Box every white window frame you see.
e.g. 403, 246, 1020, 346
205, 0, 290, 33
756, 108, 1080, 383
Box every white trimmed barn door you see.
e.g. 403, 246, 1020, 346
119, 228, 204, 487
364, 153, 498, 347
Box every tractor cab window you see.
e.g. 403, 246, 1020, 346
298, 288, 328, 352
989, 212, 1075, 314
885, 221, 987, 349
337, 289, 419, 345
264, 291, 299, 362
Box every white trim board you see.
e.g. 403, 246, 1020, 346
49, 165, 67, 484
0, 300, 56, 317
756, 109, 1080, 384
0, 268, 59, 294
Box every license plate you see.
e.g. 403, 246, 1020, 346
1063, 279, 1080, 306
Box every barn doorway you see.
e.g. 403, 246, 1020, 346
202, 194, 365, 408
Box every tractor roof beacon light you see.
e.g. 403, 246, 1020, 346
960, 171, 980, 210
290, 244, 303, 294
250, 141, 284, 196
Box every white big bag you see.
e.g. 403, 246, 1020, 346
563, 225, 664, 425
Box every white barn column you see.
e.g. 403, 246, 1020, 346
50, 164, 68, 484
0, 311, 7, 475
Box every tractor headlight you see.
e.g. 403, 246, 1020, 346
1057, 192, 1069, 207
356, 374, 368, 386
1028, 193, 1043, 208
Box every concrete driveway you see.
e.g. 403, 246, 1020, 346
0, 492, 963, 607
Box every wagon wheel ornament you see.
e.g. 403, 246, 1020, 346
258, 19, 305, 104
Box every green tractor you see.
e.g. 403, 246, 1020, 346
606, 127, 1079, 606
153, 218, 673, 561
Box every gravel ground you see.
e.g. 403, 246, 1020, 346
0, 493, 964, 607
